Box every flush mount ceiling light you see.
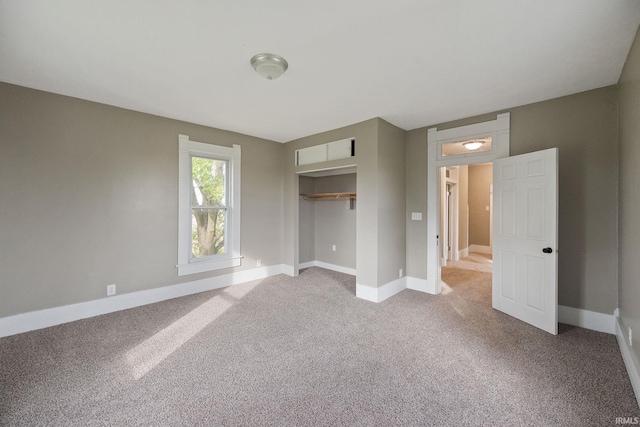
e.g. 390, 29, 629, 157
463, 140, 484, 151
250, 53, 288, 80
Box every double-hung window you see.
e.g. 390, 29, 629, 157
178, 135, 241, 276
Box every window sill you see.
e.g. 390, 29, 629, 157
177, 256, 242, 276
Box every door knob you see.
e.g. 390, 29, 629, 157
542, 247, 553, 254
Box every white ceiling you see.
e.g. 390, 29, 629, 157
1, 1, 639, 143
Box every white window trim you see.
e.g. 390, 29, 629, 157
177, 134, 241, 276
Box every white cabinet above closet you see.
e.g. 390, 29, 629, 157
295, 138, 355, 166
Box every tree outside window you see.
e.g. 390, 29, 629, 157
191, 157, 228, 258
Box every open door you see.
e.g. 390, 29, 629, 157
493, 148, 558, 334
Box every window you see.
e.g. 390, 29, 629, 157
178, 135, 241, 276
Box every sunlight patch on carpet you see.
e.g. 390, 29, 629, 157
441, 280, 453, 295
125, 281, 259, 379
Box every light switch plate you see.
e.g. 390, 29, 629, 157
411, 212, 422, 221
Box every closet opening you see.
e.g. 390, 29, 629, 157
297, 166, 357, 282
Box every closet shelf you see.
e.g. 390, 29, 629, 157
300, 192, 356, 200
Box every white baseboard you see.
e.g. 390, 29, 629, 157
558, 305, 615, 334
282, 264, 295, 277
378, 277, 407, 302
406, 276, 438, 294
457, 247, 469, 260
298, 260, 356, 276
406, 277, 428, 292
355, 283, 378, 302
356, 277, 407, 303
0, 264, 286, 338
469, 244, 492, 254
616, 315, 640, 406
299, 261, 315, 269
426, 276, 439, 294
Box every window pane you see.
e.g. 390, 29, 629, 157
191, 208, 226, 258
191, 157, 227, 207
441, 136, 492, 157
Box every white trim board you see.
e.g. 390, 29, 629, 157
468, 245, 492, 255
282, 264, 295, 277
407, 276, 438, 295
616, 316, 640, 407
298, 260, 356, 276
356, 277, 407, 303
0, 264, 286, 338
558, 305, 615, 335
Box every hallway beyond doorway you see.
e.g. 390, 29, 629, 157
440, 252, 492, 306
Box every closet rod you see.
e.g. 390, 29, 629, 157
300, 192, 356, 200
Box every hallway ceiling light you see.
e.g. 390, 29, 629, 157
463, 140, 484, 151
250, 53, 288, 80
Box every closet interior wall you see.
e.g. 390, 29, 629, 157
299, 173, 357, 271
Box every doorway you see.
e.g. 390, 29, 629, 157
426, 112, 510, 295
439, 164, 493, 306
428, 115, 559, 333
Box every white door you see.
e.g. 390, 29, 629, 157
493, 148, 558, 334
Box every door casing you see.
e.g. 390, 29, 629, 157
441, 172, 459, 265
425, 113, 510, 295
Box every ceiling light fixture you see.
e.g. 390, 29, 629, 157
250, 53, 288, 80
463, 140, 484, 151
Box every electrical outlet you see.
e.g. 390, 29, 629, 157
332, 245, 336, 252
107, 284, 116, 296
399, 268, 403, 278
630, 326, 633, 347
257, 259, 262, 267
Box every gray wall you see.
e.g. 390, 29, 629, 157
406, 85, 619, 315
377, 119, 407, 284
0, 83, 284, 318
468, 164, 492, 247
405, 128, 428, 279
311, 174, 356, 269
619, 28, 640, 360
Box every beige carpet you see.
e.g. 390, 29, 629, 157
444, 252, 493, 273
441, 251, 493, 307
1, 267, 638, 426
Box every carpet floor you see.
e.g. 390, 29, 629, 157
1, 267, 638, 426
443, 252, 493, 274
